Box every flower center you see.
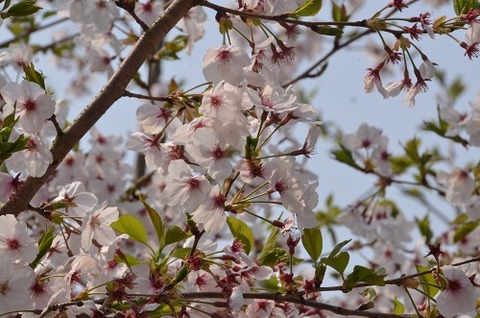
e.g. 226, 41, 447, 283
23, 98, 36, 111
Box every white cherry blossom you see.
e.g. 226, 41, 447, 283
0, 215, 38, 263
202, 45, 250, 85
81, 206, 119, 250
161, 160, 210, 212
0, 258, 35, 312
1, 81, 55, 133
436, 266, 477, 318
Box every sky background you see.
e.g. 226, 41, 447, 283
1, 0, 477, 248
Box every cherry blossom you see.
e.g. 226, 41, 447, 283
5, 133, 53, 177
0, 172, 23, 203
52, 181, 98, 217
343, 123, 386, 152
364, 63, 388, 98
436, 266, 478, 318
0, 258, 35, 312
161, 160, 210, 212
185, 127, 233, 181
178, 7, 207, 54
134, 0, 164, 27
192, 185, 227, 234
202, 45, 250, 85
247, 83, 298, 113
0, 81, 55, 133
0, 215, 38, 263
126, 132, 164, 169
437, 168, 475, 207
81, 205, 119, 250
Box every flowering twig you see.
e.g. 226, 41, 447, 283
0, 0, 199, 217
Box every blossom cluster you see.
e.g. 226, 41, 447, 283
0, 0, 478, 317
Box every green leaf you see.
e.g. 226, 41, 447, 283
402, 138, 421, 164
258, 227, 280, 265
331, 146, 360, 169
164, 226, 191, 246
157, 35, 188, 60
331, 0, 348, 22
30, 226, 54, 268
171, 247, 192, 259
416, 265, 440, 298
111, 215, 149, 245
329, 239, 351, 258
259, 248, 289, 267
141, 199, 164, 247
393, 297, 405, 315
21, 62, 45, 90
310, 25, 343, 36
302, 228, 323, 262
453, 0, 480, 15
416, 215, 433, 244
2, 0, 12, 12
343, 266, 387, 292
293, 0, 323, 17
322, 251, 349, 275
453, 221, 479, 243
5, 0, 42, 18
359, 287, 377, 301
226, 217, 255, 254
245, 135, 259, 159
115, 252, 141, 267
0, 135, 29, 164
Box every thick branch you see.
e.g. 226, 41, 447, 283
0, 0, 198, 217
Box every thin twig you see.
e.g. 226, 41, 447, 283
123, 90, 171, 102
0, 18, 69, 48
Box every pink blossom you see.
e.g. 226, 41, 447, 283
247, 84, 298, 113
81, 206, 119, 250
0, 258, 35, 311
185, 128, 233, 181
437, 266, 477, 318
437, 168, 475, 207
6, 133, 53, 177
1, 81, 55, 133
161, 160, 210, 212
134, 1, 163, 27
53, 181, 98, 217
126, 132, 164, 169
202, 45, 250, 85
192, 185, 227, 234
0, 215, 38, 263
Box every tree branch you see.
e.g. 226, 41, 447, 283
0, 0, 199, 217
181, 292, 411, 318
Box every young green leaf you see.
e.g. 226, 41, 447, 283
453, 221, 479, 243
321, 251, 349, 275
22, 62, 46, 90
416, 265, 440, 298
29, 226, 54, 268
329, 239, 351, 258
301, 228, 323, 262
141, 199, 164, 247
5, 0, 42, 18
293, 0, 323, 17
111, 214, 149, 245
164, 226, 191, 246
393, 297, 405, 315
227, 217, 255, 254
258, 227, 280, 265
343, 266, 387, 292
